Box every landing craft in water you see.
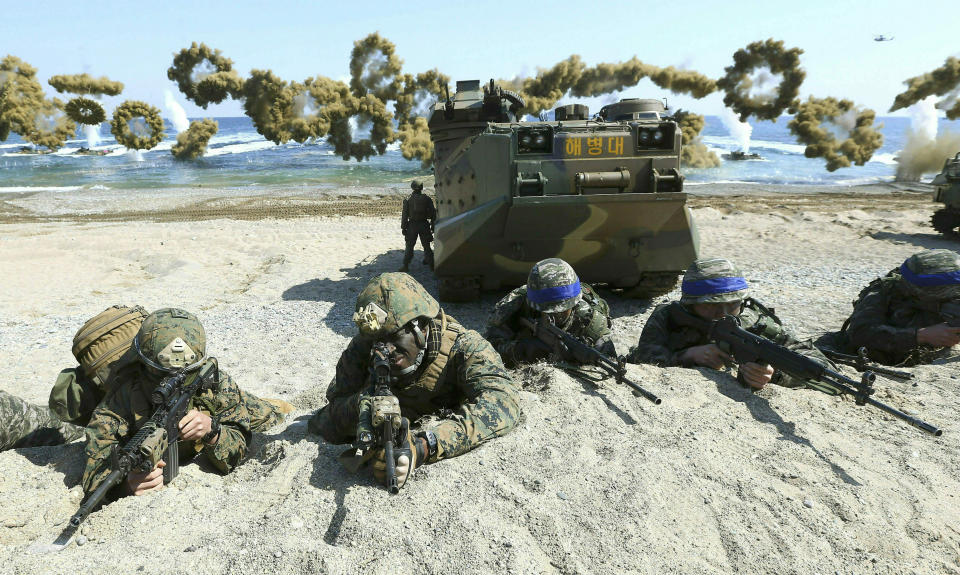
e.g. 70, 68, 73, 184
873, 35, 894, 42
427, 79, 699, 301
722, 150, 763, 161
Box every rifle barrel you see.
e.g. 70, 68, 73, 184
70, 468, 124, 527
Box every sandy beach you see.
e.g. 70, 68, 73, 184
0, 183, 958, 575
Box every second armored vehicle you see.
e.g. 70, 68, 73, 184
931, 152, 960, 237
428, 79, 699, 301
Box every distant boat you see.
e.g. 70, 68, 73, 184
722, 150, 763, 161
874, 34, 894, 42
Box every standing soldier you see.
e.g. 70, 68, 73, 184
400, 180, 436, 272
485, 258, 616, 367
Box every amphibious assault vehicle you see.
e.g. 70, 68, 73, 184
427, 79, 699, 301
931, 152, 960, 237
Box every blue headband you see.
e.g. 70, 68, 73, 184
527, 280, 581, 304
899, 262, 960, 287
682, 276, 749, 296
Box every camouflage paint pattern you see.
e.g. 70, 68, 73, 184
679, 258, 750, 304
309, 316, 521, 463
353, 273, 440, 338
525, 258, 581, 313
136, 308, 207, 368
629, 299, 835, 389
82, 366, 252, 496
486, 282, 615, 367
427, 80, 699, 299
837, 262, 960, 366
0, 390, 84, 451
931, 152, 960, 236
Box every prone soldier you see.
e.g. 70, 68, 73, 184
0, 390, 83, 452
309, 273, 521, 490
629, 257, 837, 391
485, 258, 615, 367
828, 249, 960, 366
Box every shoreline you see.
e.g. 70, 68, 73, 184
0, 181, 937, 225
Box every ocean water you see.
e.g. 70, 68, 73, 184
1, 115, 959, 194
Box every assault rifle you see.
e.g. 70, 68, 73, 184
820, 347, 914, 381
668, 306, 941, 436
518, 316, 661, 405
354, 343, 410, 494
70, 359, 220, 527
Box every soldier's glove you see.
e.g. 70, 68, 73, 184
372, 417, 416, 490
514, 337, 552, 363
401, 227, 408, 236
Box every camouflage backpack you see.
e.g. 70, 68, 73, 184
50, 305, 148, 425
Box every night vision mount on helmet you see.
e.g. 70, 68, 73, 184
428, 79, 699, 301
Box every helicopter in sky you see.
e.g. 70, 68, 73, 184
874, 34, 894, 42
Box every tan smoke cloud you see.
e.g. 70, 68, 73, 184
674, 109, 720, 168
110, 100, 165, 150
167, 43, 243, 108
716, 39, 805, 122
396, 116, 433, 168
0, 55, 46, 142
787, 96, 883, 171
890, 57, 960, 119
501, 55, 717, 117
64, 96, 106, 125
24, 97, 75, 150
171, 118, 219, 160
48, 73, 123, 96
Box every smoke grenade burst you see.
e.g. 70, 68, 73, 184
0, 56, 46, 142
171, 118, 218, 160
891, 57, 960, 120
48, 73, 124, 96
110, 100, 165, 150
787, 96, 883, 171
674, 110, 720, 168
717, 39, 805, 122
895, 97, 960, 182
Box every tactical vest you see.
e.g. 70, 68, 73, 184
406, 193, 433, 223
575, 284, 613, 344
391, 314, 463, 421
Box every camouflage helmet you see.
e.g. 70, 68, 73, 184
680, 258, 749, 304
134, 308, 206, 375
353, 272, 440, 338
526, 258, 582, 313
410, 179, 424, 191
899, 249, 960, 300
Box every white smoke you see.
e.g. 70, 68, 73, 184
82, 123, 101, 147
910, 95, 939, 141
164, 90, 190, 133
719, 107, 753, 153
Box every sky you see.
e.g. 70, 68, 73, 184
2, 0, 957, 120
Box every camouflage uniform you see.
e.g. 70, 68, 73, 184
834, 249, 960, 366
80, 308, 267, 497
486, 284, 615, 367
401, 180, 436, 270
0, 390, 84, 451
81, 366, 251, 495
309, 273, 521, 463
628, 258, 835, 389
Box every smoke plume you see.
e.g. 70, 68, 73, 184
110, 100, 165, 150
48, 73, 124, 96
890, 57, 960, 119
787, 96, 883, 171
171, 118, 218, 160
717, 39, 805, 122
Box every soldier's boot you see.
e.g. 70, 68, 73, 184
264, 398, 294, 414
399, 264, 409, 272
